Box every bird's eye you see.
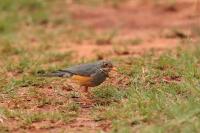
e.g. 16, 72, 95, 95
103, 62, 108, 67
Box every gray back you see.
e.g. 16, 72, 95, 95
61, 61, 103, 76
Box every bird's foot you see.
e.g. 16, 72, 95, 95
82, 86, 89, 93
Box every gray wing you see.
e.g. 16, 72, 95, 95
43, 61, 103, 77
61, 62, 100, 76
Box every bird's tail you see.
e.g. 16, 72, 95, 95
37, 70, 72, 78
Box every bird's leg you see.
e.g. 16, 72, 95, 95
82, 86, 92, 98
79, 86, 93, 107
82, 86, 89, 93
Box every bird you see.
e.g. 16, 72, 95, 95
41, 60, 116, 92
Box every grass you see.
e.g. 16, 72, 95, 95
92, 85, 126, 105
3, 42, 200, 132
73, 0, 126, 7
0, 0, 200, 132
0, 0, 48, 35
91, 44, 200, 133
120, 37, 144, 46
64, 102, 80, 112
95, 30, 118, 45
0, 107, 77, 126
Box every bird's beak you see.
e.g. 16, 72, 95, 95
111, 67, 117, 71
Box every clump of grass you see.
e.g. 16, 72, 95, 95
22, 112, 46, 125
0, 124, 9, 133
162, 28, 188, 39
69, 29, 94, 43
47, 111, 77, 123
95, 30, 118, 45
113, 45, 130, 55
22, 111, 77, 125
30, 11, 49, 24
6, 57, 33, 74
73, 0, 104, 6
92, 85, 125, 105
63, 102, 80, 112
0, 0, 46, 12
0, 107, 77, 126
74, 0, 127, 8
42, 51, 72, 63
37, 97, 52, 108
0, 15, 18, 34
17, 76, 47, 87
2, 76, 47, 96
155, 54, 177, 70
129, 38, 143, 45
68, 91, 80, 98
0, 41, 25, 56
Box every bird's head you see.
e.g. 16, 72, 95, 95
98, 60, 117, 74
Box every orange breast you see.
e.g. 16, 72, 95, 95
70, 75, 93, 87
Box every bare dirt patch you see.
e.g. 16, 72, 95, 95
63, 0, 199, 59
